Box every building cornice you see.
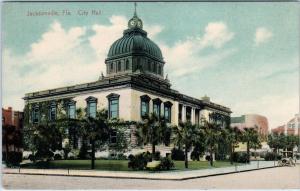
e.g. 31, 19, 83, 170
24, 73, 231, 114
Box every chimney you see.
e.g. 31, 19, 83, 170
202, 95, 210, 102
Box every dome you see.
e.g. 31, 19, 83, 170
107, 28, 163, 61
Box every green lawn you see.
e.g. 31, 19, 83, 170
21, 160, 236, 171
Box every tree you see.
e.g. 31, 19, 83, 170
135, 113, 171, 160
82, 110, 110, 169
2, 125, 23, 164
268, 133, 282, 154
285, 134, 298, 151
32, 123, 63, 161
172, 121, 200, 168
225, 126, 242, 164
242, 127, 261, 163
108, 119, 132, 156
202, 120, 222, 166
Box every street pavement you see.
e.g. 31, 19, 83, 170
2, 165, 300, 189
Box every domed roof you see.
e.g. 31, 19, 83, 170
107, 28, 163, 61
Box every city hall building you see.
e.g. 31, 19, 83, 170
24, 10, 231, 155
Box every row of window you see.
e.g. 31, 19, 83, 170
110, 60, 130, 72
140, 95, 172, 122
31, 94, 119, 123
109, 58, 163, 75
31, 94, 172, 123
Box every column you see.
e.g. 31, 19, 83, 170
182, 105, 186, 122
191, 107, 195, 124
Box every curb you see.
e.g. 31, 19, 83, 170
3, 165, 282, 181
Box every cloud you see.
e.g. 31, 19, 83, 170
2, 16, 165, 110
160, 22, 235, 77
254, 27, 273, 46
3, 21, 99, 110
199, 22, 234, 49
89, 15, 127, 60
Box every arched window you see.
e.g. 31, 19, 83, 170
107, 93, 120, 119
32, 105, 39, 124
158, 65, 161, 75
49, 102, 56, 121
153, 63, 157, 73
117, 61, 121, 72
67, 100, 76, 119
151, 62, 154, 72
153, 98, 162, 117
164, 101, 173, 123
125, 59, 129, 70
86, 97, 97, 118
137, 58, 141, 70
140, 95, 151, 118
147, 59, 151, 71
110, 62, 114, 72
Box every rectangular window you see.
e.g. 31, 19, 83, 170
68, 104, 76, 119
109, 99, 119, 119
110, 130, 117, 144
49, 105, 56, 121
88, 102, 97, 118
141, 100, 149, 117
32, 107, 39, 124
164, 106, 171, 123
153, 103, 160, 117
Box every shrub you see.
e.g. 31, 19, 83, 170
54, 154, 62, 160
116, 153, 127, 160
159, 157, 174, 170
28, 154, 35, 162
63, 144, 72, 160
35, 150, 54, 161
238, 152, 249, 163
128, 152, 151, 170
154, 151, 161, 161
259, 152, 266, 159
231, 152, 249, 163
191, 150, 201, 161
205, 155, 211, 161
171, 148, 185, 161
5, 152, 23, 166
108, 153, 127, 160
264, 152, 281, 161
78, 143, 90, 159
277, 155, 282, 160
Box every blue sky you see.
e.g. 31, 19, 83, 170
2, 2, 299, 129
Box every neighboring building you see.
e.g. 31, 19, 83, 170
23, 9, 231, 156
2, 107, 24, 154
272, 114, 300, 136
2, 107, 24, 128
231, 114, 269, 140
271, 125, 285, 135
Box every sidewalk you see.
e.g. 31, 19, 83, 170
3, 161, 281, 180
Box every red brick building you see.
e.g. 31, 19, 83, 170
2, 107, 24, 153
2, 107, 24, 128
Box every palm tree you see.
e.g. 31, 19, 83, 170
224, 126, 241, 164
172, 121, 200, 168
242, 127, 260, 163
135, 113, 171, 160
202, 120, 222, 166
82, 110, 110, 169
